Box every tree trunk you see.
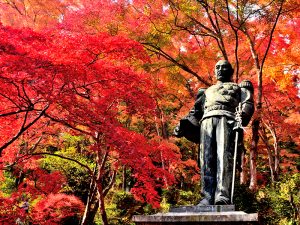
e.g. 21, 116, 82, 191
81, 196, 92, 225
81, 174, 99, 225
81, 199, 99, 225
122, 165, 127, 191
240, 150, 247, 185
160, 111, 169, 139
260, 123, 277, 183
265, 121, 280, 180
155, 108, 170, 187
263, 139, 275, 183
249, 117, 260, 190
261, 120, 281, 182
248, 0, 284, 189
98, 183, 109, 225
91, 144, 109, 225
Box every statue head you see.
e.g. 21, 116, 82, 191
214, 60, 234, 82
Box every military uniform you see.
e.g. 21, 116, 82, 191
174, 80, 254, 205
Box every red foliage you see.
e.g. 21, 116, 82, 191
17, 169, 66, 196
31, 193, 84, 225
0, 22, 154, 157
0, 196, 22, 225
0, 20, 180, 214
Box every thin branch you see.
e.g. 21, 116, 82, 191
7, 152, 94, 180
195, 0, 228, 59
0, 105, 49, 156
102, 170, 116, 197
225, 0, 240, 82
98, 150, 108, 180
0, 109, 32, 117
260, 0, 285, 72
44, 112, 92, 137
258, 128, 275, 182
142, 43, 211, 86
4, 0, 25, 15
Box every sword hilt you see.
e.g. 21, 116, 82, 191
233, 103, 244, 131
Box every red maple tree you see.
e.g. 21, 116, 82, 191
0, 22, 181, 224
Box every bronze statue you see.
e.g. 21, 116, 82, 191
174, 60, 254, 205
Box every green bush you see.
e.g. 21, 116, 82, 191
106, 190, 145, 225
161, 187, 201, 207
234, 184, 259, 213
257, 173, 300, 225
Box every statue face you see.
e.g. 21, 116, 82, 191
214, 60, 233, 82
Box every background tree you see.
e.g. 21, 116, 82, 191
0, 23, 181, 224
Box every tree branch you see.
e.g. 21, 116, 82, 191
0, 105, 49, 156
102, 170, 116, 197
4, 152, 94, 176
260, 0, 284, 72
142, 43, 211, 86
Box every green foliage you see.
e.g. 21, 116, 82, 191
234, 184, 259, 213
105, 190, 151, 225
176, 189, 200, 206
112, 191, 136, 210
161, 187, 201, 207
257, 173, 300, 225
160, 196, 171, 212
40, 134, 95, 202
175, 138, 198, 162
0, 171, 16, 196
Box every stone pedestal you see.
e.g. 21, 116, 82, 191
132, 205, 258, 225
169, 205, 235, 213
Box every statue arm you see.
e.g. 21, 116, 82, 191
190, 88, 206, 120
239, 80, 255, 126
173, 88, 206, 143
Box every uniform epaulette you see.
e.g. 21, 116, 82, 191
196, 88, 206, 99
239, 80, 254, 92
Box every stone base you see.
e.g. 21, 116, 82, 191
170, 205, 235, 213
132, 211, 258, 225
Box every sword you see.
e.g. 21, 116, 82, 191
231, 103, 244, 204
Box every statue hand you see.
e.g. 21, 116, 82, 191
173, 125, 183, 137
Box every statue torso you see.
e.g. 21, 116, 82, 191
203, 82, 241, 119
